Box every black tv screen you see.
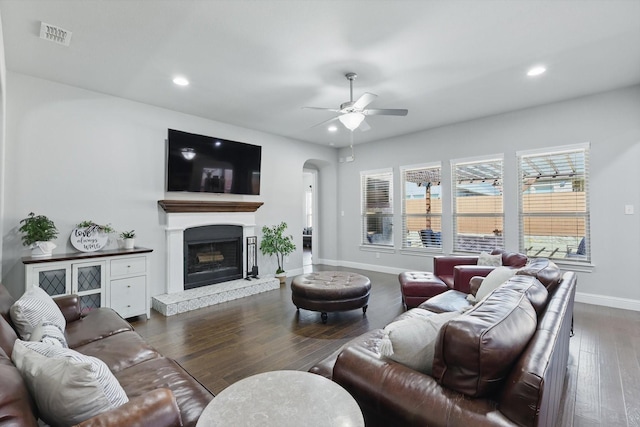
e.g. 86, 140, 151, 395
167, 129, 261, 195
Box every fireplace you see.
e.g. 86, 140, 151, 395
183, 225, 243, 290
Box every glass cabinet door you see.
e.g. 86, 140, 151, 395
72, 261, 106, 315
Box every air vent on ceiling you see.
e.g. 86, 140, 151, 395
39, 22, 72, 47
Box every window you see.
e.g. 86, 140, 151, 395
361, 169, 393, 246
401, 164, 442, 250
518, 144, 590, 262
452, 157, 504, 253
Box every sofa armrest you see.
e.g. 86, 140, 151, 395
54, 295, 82, 323
433, 256, 478, 278
452, 265, 496, 293
332, 346, 502, 426
73, 388, 183, 427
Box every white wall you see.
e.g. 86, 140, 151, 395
0, 72, 338, 298
0, 11, 7, 278
335, 85, 640, 310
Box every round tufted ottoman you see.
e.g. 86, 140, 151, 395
398, 271, 449, 309
291, 271, 371, 323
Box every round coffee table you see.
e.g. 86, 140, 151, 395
291, 271, 371, 323
196, 370, 364, 426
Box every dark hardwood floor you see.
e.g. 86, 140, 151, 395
131, 265, 640, 427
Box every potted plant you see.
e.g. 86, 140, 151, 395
19, 212, 59, 257
260, 222, 296, 285
71, 220, 115, 252
120, 230, 136, 249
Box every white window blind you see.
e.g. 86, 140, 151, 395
452, 157, 504, 253
401, 164, 442, 250
361, 169, 394, 246
518, 145, 590, 262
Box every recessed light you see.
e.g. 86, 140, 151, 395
173, 76, 189, 86
328, 125, 338, 132
527, 66, 546, 77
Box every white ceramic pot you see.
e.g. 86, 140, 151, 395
276, 272, 286, 285
123, 238, 135, 249
31, 241, 56, 257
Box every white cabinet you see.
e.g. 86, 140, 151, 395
23, 248, 152, 319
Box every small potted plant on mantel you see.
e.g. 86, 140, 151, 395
120, 230, 136, 249
19, 212, 59, 257
260, 222, 296, 285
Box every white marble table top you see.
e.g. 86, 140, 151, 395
196, 370, 364, 427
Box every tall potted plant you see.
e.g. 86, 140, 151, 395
19, 212, 59, 257
260, 222, 296, 284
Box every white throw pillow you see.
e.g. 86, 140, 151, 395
11, 340, 128, 426
10, 285, 66, 340
474, 266, 517, 302
477, 251, 503, 267
379, 311, 461, 375
30, 319, 68, 348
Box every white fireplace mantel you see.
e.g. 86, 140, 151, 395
159, 200, 262, 295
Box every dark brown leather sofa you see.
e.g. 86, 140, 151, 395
0, 283, 213, 427
311, 259, 576, 427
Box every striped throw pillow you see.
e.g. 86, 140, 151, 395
11, 340, 129, 426
30, 319, 68, 348
10, 285, 66, 340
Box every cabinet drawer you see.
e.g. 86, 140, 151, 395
110, 276, 146, 318
110, 257, 146, 277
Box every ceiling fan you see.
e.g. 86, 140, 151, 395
303, 72, 408, 131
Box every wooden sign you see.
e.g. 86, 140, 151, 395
70, 227, 109, 252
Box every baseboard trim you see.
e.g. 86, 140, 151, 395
316, 259, 640, 312
575, 292, 640, 312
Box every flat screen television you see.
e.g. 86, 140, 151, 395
166, 129, 262, 195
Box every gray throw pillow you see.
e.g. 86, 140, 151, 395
10, 285, 66, 340
380, 311, 461, 375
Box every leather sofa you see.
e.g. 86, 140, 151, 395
400, 249, 528, 308
433, 248, 528, 293
311, 259, 576, 427
0, 283, 213, 427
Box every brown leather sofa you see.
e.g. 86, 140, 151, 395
433, 248, 528, 293
311, 259, 576, 427
0, 283, 213, 427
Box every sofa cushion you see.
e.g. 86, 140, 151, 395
380, 310, 461, 375
10, 285, 66, 340
64, 307, 133, 349
517, 258, 562, 289
477, 251, 502, 266
30, 319, 68, 348
12, 340, 129, 426
432, 286, 538, 397
471, 266, 517, 303
418, 290, 472, 314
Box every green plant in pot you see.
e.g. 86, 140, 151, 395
260, 222, 296, 284
19, 212, 59, 257
120, 230, 136, 249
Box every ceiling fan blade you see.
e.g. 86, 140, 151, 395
302, 106, 341, 112
352, 92, 377, 110
363, 108, 408, 116
358, 119, 371, 132
309, 115, 340, 129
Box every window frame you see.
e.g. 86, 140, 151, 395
360, 168, 394, 248
517, 143, 591, 264
451, 155, 505, 254
400, 162, 443, 252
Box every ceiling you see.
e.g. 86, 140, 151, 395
1, 0, 639, 147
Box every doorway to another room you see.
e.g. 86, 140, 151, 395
303, 169, 316, 273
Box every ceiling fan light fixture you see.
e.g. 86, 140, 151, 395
338, 112, 365, 131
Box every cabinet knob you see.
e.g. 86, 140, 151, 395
127, 285, 131, 288
127, 305, 131, 308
